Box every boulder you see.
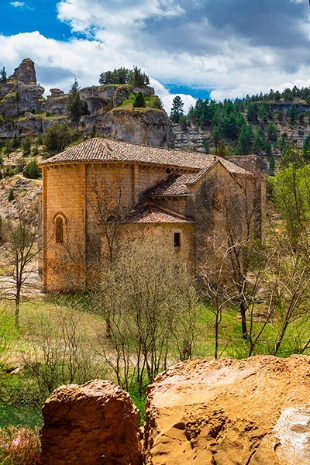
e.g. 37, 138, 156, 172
144, 356, 310, 465
41, 380, 142, 465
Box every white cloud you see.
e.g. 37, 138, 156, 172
10, 1, 25, 7
56, 0, 184, 35
1, 0, 310, 116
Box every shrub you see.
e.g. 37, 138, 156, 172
8, 188, 15, 201
0, 426, 41, 465
25, 160, 40, 179
133, 91, 146, 108
21, 138, 31, 156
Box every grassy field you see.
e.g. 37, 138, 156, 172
1, 292, 310, 430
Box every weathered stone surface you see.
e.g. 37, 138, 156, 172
0, 58, 44, 117
144, 356, 310, 465
41, 380, 142, 465
13, 58, 37, 84
79, 85, 155, 115
80, 108, 175, 148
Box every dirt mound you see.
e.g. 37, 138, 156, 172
144, 355, 310, 465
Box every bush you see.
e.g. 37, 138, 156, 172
43, 123, 71, 155
133, 91, 146, 108
25, 160, 40, 179
0, 426, 41, 465
21, 138, 31, 156
8, 189, 15, 201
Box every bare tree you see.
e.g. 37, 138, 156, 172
1, 203, 39, 328
94, 242, 198, 392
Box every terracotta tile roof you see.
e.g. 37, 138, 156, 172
147, 169, 213, 196
39, 137, 250, 175
122, 205, 193, 224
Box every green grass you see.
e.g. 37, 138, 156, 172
1, 292, 310, 430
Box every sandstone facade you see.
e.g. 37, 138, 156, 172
41, 380, 141, 465
39, 137, 263, 292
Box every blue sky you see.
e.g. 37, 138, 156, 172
1, 0, 310, 112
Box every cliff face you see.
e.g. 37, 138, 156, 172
80, 108, 174, 148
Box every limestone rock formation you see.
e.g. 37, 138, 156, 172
41, 379, 142, 465
80, 108, 174, 148
144, 356, 310, 465
79, 85, 155, 116
44, 88, 68, 116
0, 58, 44, 117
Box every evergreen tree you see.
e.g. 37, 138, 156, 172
269, 156, 275, 175
67, 79, 87, 123
170, 96, 184, 123
128, 66, 150, 87
133, 91, 146, 108
303, 135, 310, 163
237, 124, 254, 154
0, 66, 7, 83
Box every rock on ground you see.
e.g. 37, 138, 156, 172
143, 355, 310, 465
41, 380, 142, 465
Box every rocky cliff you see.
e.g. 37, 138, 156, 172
41, 355, 310, 465
0, 59, 174, 148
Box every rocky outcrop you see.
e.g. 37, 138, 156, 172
0, 59, 44, 117
80, 85, 155, 116
41, 379, 142, 465
144, 356, 310, 465
44, 88, 68, 116
0, 59, 172, 148
80, 108, 175, 148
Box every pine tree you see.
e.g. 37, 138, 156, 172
133, 91, 146, 108
170, 96, 184, 123
67, 79, 87, 123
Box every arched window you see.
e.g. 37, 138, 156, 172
55, 216, 64, 243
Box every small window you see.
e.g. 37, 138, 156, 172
55, 216, 64, 243
174, 232, 181, 248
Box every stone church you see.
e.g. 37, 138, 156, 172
39, 137, 265, 292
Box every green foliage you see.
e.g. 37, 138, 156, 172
280, 143, 304, 169
4, 138, 12, 155
66, 79, 88, 123
0, 66, 7, 83
147, 95, 163, 109
43, 123, 72, 155
99, 66, 150, 87
267, 122, 278, 142
203, 139, 210, 153
21, 137, 31, 156
11, 133, 20, 149
269, 156, 275, 175
133, 91, 146, 108
303, 134, 310, 162
170, 95, 184, 123
236, 124, 253, 155
271, 161, 310, 242
24, 160, 40, 179
8, 189, 14, 202
128, 65, 150, 87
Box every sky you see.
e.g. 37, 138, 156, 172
1, 0, 310, 113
